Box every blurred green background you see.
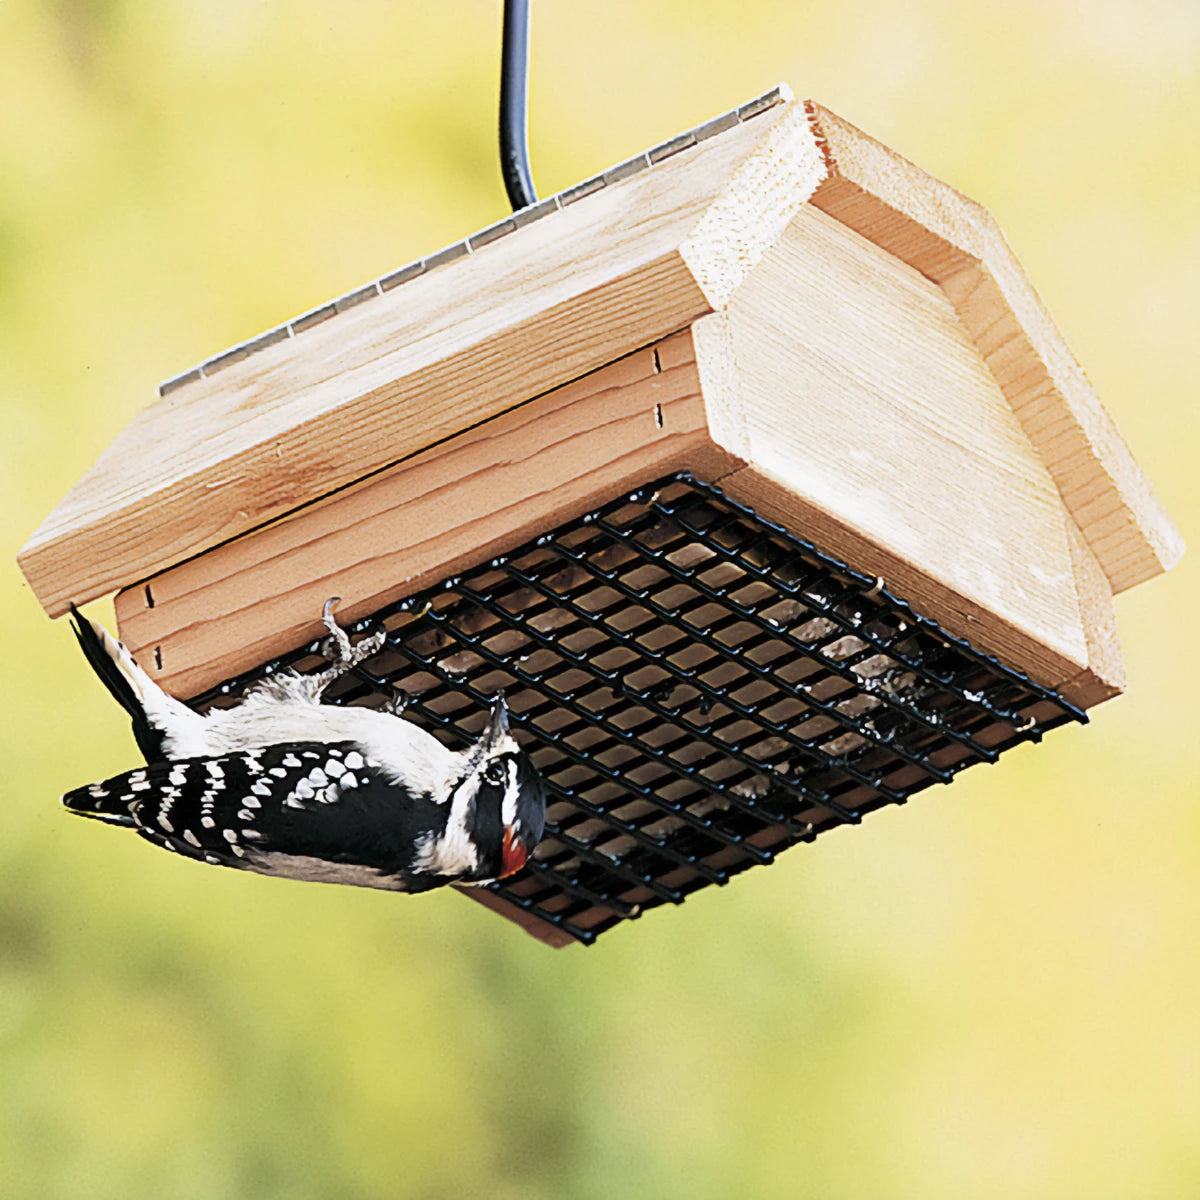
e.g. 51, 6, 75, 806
2, 1, 1197, 1196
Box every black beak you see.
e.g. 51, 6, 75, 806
483, 691, 509, 749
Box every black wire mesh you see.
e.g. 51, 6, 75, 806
194, 474, 1084, 945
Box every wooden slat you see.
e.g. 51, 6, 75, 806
803, 101, 1184, 595
702, 206, 1119, 697
22, 100, 825, 618
114, 333, 733, 698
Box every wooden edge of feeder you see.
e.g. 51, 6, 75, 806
801, 101, 1184, 595
455, 886, 580, 950
1058, 518, 1125, 708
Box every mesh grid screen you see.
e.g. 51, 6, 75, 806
194, 475, 1083, 945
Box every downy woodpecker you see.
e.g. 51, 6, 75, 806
62, 602, 545, 892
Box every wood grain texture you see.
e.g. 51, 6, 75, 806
22, 102, 818, 618
710, 204, 1107, 693
114, 334, 729, 699
680, 98, 827, 306
804, 101, 1183, 595
690, 311, 749, 459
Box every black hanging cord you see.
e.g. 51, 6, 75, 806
499, 0, 537, 211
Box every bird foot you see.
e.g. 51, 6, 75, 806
318, 598, 386, 677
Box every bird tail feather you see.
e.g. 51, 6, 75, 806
70, 609, 194, 762
63, 777, 137, 826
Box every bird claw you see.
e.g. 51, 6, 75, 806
321, 597, 352, 663
319, 598, 386, 673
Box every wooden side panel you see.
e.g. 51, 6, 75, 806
115, 334, 733, 699
709, 205, 1105, 692
804, 102, 1184, 594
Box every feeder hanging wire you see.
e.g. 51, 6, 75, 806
500, 0, 538, 210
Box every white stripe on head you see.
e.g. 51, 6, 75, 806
501, 759, 519, 826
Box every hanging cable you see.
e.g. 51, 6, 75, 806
499, 0, 537, 211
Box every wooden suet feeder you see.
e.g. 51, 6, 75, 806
19, 87, 1182, 946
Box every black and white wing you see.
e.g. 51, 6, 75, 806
63, 743, 453, 893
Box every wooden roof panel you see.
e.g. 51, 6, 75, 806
20, 90, 813, 616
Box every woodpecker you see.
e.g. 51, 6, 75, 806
63, 601, 545, 893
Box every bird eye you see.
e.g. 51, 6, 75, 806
483, 761, 506, 786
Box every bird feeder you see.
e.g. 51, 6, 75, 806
18, 87, 1182, 946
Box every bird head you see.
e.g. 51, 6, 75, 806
463, 693, 545, 880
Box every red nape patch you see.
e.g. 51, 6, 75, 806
500, 827, 528, 878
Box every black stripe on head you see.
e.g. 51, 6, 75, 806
461, 763, 507, 878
